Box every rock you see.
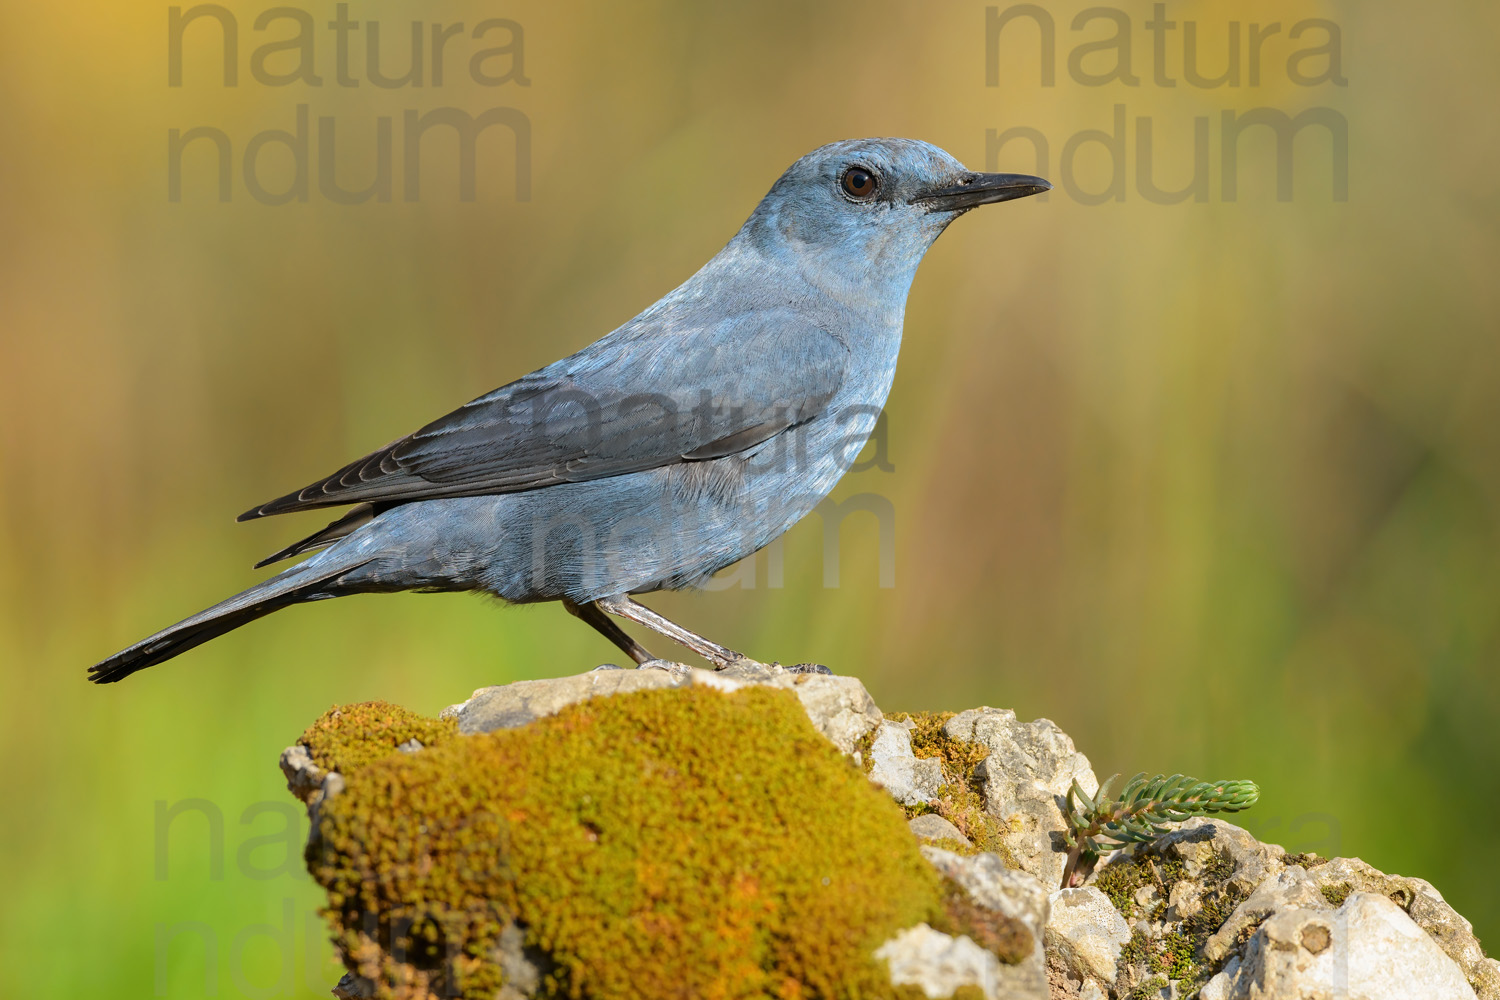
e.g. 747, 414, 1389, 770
943, 708, 1098, 887
1081, 820, 1500, 1000
1152, 817, 1284, 895
876, 923, 1014, 999
282, 670, 1497, 999
924, 848, 1050, 945
923, 848, 1051, 998
492, 921, 548, 999
785, 670, 885, 752
1045, 887, 1131, 986
278, 743, 326, 803
278, 743, 344, 846
1198, 970, 1232, 1000
442, 660, 881, 753
1212, 892, 1476, 999
1203, 864, 1330, 962
869, 721, 945, 805
1166, 880, 1201, 922
1307, 856, 1500, 998
909, 814, 971, 845
442, 667, 690, 732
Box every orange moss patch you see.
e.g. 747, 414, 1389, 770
300, 700, 458, 774
307, 686, 953, 999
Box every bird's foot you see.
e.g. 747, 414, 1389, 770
591, 662, 625, 671
707, 652, 761, 672
638, 658, 688, 673
781, 662, 832, 675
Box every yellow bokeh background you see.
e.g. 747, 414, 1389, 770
3, 1, 1498, 996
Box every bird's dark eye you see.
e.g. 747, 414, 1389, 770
840, 166, 878, 201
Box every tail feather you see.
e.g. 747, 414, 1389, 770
88, 558, 365, 684
253, 503, 378, 569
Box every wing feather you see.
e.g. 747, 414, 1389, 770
239, 311, 848, 520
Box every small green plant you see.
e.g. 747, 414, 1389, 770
1060, 772, 1260, 888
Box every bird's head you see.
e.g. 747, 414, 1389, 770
743, 137, 1050, 298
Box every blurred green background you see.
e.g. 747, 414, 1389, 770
3, 0, 1498, 995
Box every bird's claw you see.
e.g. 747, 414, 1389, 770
709, 652, 759, 672
782, 662, 832, 675
638, 658, 688, 673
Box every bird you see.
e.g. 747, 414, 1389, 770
89, 138, 1049, 684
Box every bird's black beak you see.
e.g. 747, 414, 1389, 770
912, 172, 1051, 212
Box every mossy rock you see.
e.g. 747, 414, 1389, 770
1094, 851, 1246, 995
882, 711, 1012, 863
305, 684, 949, 999
301, 700, 459, 773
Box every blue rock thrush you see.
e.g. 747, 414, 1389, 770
89, 138, 1049, 683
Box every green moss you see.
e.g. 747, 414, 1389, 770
1284, 852, 1329, 869
888, 712, 989, 779
851, 721, 880, 776
305, 686, 963, 1000
944, 987, 987, 1000
299, 701, 457, 773
1198, 853, 1235, 885
1091, 856, 1185, 919
1095, 857, 1152, 917
891, 988, 986, 1000
1101, 854, 1242, 998
1120, 928, 1151, 967
882, 713, 1011, 863
1156, 931, 1198, 980
1321, 883, 1352, 908
1130, 975, 1169, 1000
1183, 882, 1247, 939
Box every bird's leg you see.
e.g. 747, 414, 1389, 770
595, 594, 745, 670
563, 598, 655, 665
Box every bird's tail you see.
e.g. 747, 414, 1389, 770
88, 556, 368, 684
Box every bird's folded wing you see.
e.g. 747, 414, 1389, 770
238, 311, 850, 519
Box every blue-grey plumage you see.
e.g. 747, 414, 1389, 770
89, 138, 1049, 683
